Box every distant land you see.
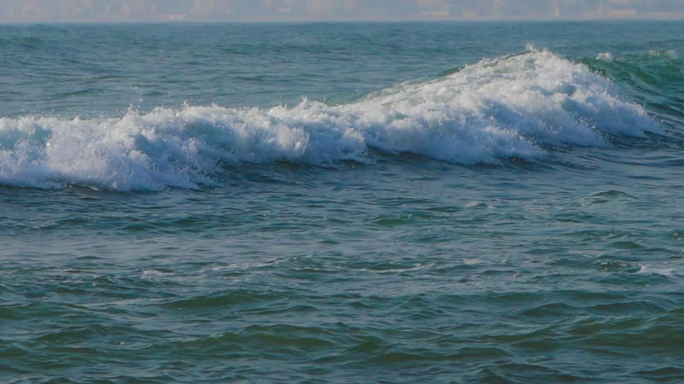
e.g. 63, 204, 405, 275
1, 0, 684, 23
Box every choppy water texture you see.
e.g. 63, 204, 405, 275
2, 22, 684, 383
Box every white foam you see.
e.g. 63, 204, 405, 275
649, 49, 678, 59
0, 50, 660, 191
597, 52, 613, 61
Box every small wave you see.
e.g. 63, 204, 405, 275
649, 50, 678, 59
0, 36, 44, 48
588, 50, 680, 64
597, 52, 613, 61
638, 265, 677, 277
0, 49, 659, 191
579, 190, 637, 206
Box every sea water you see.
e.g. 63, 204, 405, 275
2, 21, 684, 383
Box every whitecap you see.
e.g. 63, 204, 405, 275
0, 50, 660, 191
597, 52, 613, 61
648, 49, 678, 59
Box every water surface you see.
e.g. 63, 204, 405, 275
2, 22, 684, 383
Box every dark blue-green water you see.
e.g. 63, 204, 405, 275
2, 21, 684, 383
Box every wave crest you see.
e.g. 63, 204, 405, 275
0, 50, 659, 191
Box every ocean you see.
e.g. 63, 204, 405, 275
1, 21, 684, 383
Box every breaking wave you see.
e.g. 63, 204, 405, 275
0, 49, 659, 191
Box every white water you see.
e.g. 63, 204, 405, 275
0, 50, 659, 191
597, 52, 613, 61
649, 49, 678, 59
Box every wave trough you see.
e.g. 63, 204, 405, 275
0, 49, 659, 191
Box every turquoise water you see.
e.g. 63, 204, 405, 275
2, 22, 684, 383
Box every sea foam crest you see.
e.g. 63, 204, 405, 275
649, 49, 678, 59
597, 52, 613, 61
0, 50, 659, 191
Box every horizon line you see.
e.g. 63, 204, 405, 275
2, 15, 684, 25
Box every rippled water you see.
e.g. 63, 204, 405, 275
2, 22, 684, 383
